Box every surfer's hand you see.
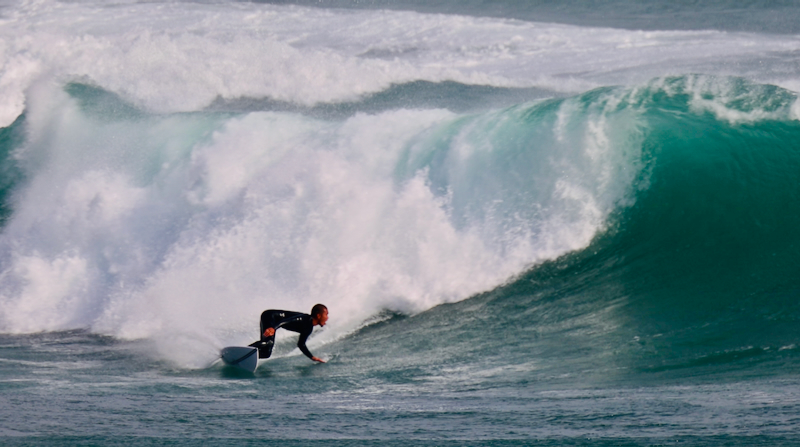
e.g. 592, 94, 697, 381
311, 356, 326, 363
263, 327, 275, 337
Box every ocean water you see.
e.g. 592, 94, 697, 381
2, 0, 800, 445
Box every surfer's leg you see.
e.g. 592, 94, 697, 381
248, 337, 275, 359
252, 310, 280, 359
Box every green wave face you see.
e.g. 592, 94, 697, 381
378, 76, 800, 384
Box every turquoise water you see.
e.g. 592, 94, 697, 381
2, 0, 800, 445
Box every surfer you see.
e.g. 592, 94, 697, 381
248, 304, 328, 363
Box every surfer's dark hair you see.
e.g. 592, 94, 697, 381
311, 303, 327, 317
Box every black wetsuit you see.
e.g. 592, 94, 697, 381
248, 310, 315, 359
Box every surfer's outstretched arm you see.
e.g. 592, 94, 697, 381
298, 331, 325, 363
263, 324, 324, 362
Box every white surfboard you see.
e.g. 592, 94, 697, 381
220, 346, 259, 373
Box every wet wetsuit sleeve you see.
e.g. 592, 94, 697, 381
296, 331, 314, 360
273, 313, 305, 330
272, 313, 316, 360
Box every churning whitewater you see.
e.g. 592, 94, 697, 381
2, 0, 800, 445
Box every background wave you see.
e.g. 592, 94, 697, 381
3, 0, 800, 127
256, 0, 800, 33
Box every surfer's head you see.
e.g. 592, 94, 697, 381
311, 303, 328, 327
